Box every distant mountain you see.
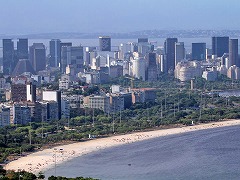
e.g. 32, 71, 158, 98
1, 30, 240, 39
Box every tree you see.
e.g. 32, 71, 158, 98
0, 165, 6, 176
37, 172, 45, 179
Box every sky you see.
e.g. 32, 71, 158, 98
1, 0, 240, 35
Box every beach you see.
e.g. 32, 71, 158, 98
4, 119, 240, 174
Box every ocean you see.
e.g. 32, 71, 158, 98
44, 125, 240, 180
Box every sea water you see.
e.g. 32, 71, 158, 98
44, 125, 240, 180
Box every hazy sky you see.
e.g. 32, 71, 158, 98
1, 0, 240, 35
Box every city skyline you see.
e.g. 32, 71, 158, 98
1, 0, 240, 35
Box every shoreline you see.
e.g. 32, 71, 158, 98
4, 119, 240, 175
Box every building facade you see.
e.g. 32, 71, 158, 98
192, 43, 206, 60
29, 43, 46, 72
175, 42, 185, 66
212, 36, 229, 57
3, 39, 14, 75
164, 38, 178, 72
99, 36, 111, 51
17, 38, 28, 59
49, 39, 61, 67
229, 39, 238, 67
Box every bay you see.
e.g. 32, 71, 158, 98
44, 125, 240, 180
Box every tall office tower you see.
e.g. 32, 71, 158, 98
147, 52, 157, 82
175, 42, 185, 66
192, 43, 206, 60
164, 38, 178, 72
61, 46, 84, 74
17, 38, 28, 59
229, 39, 238, 67
212, 37, 229, 57
49, 39, 61, 67
99, 36, 111, 51
3, 39, 14, 75
29, 43, 46, 72
60, 42, 72, 72
85, 47, 97, 66
138, 38, 148, 43
119, 43, 136, 59
60, 42, 72, 50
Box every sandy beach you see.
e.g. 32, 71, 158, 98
4, 119, 240, 174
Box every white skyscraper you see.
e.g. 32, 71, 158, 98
132, 57, 146, 81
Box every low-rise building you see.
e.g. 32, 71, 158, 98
175, 61, 202, 81
59, 74, 72, 90
202, 68, 218, 81
83, 95, 110, 113
131, 88, 156, 104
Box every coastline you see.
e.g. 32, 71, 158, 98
4, 119, 240, 174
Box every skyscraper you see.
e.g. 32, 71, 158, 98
99, 36, 111, 51
164, 38, 178, 72
175, 42, 185, 66
192, 43, 206, 60
147, 52, 157, 82
132, 57, 146, 81
17, 38, 28, 59
29, 43, 46, 72
85, 47, 97, 67
3, 39, 14, 75
229, 39, 238, 67
60, 42, 72, 72
61, 46, 84, 74
212, 37, 229, 57
49, 39, 61, 67
138, 38, 148, 43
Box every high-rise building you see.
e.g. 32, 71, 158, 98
212, 37, 229, 57
29, 43, 46, 72
12, 104, 31, 125
0, 107, 10, 127
175, 42, 185, 66
147, 52, 157, 82
27, 82, 36, 102
99, 36, 111, 51
49, 39, 61, 67
138, 38, 148, 43
61, 46, 84, 74
85, 47, 97, 67
42, 90, 61, 120
60, 42, 72, 72
192, 43, 206, 60
164, 38, 178, 72
229, 39, 238, 67
3, 39, 14, 75
11, 83, 27, 102
132, 57, 146, 81
17, 38, 28, 59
